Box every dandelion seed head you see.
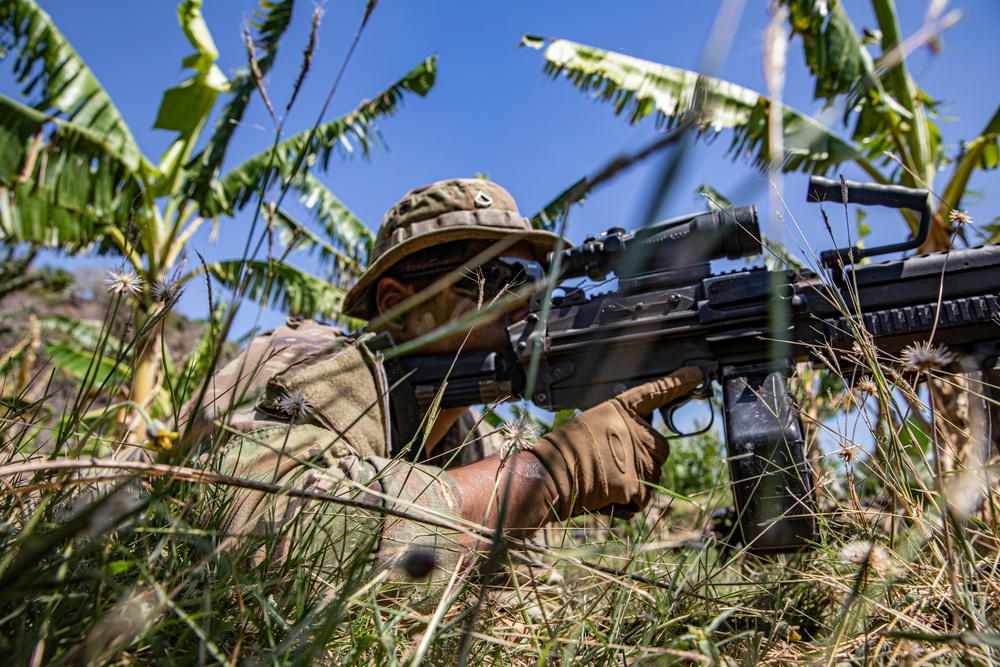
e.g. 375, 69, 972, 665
949, 209, 973, 226
837, 442, 859, 466
840, 539, 873, 565
275, 390, 312, 420
901, 341, 955, 373
500, 414, 538, 459
150, 280, 184, 305
856, 376, 878, 396
839, 539, 903, 576
868, 546, 903, 576
104, 268, 143, 297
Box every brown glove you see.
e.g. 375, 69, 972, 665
530, 367, 703, 519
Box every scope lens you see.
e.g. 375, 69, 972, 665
716, 207, 761, 260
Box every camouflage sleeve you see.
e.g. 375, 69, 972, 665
178, 319, 349, 447
213, 421, 464, 584
369, 455, 464, 575
186, 319, 468, 584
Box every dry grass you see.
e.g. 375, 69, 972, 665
3, 309, 1000, 665
2, 4, 998, 660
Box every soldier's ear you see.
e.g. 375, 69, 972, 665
374, 277, 413, 333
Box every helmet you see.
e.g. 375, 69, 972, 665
341, 178, 568, 320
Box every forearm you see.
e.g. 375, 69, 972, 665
446, 451, 558, 550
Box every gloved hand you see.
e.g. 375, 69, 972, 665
530, 367, 703, 519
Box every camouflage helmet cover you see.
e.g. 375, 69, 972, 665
341, 178, 568, 320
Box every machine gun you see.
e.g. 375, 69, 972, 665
396, 177, 1000, 552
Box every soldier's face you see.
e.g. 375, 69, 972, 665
386, 243, 537, 354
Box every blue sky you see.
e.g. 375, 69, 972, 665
5, 1, 999, 334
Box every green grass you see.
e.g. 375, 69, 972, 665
2, 5, 999, 660
3, 363, 999, 666
3, 181, 1000, 667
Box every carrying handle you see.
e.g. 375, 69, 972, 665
809, 176, 932, 269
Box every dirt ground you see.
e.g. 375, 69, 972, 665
1, 271, 208, 445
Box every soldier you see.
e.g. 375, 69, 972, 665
184, 178, 700, 580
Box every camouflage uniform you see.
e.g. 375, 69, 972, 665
186, 178, 566, 582
184, 318, 500, 580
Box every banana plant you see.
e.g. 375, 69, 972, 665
523, 0, 998, 249
0, 0, 436, 424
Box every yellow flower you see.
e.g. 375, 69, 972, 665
145, 421, 179, 451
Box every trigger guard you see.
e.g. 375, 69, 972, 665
659, 381, 714, 438
661, 401, 685, 434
